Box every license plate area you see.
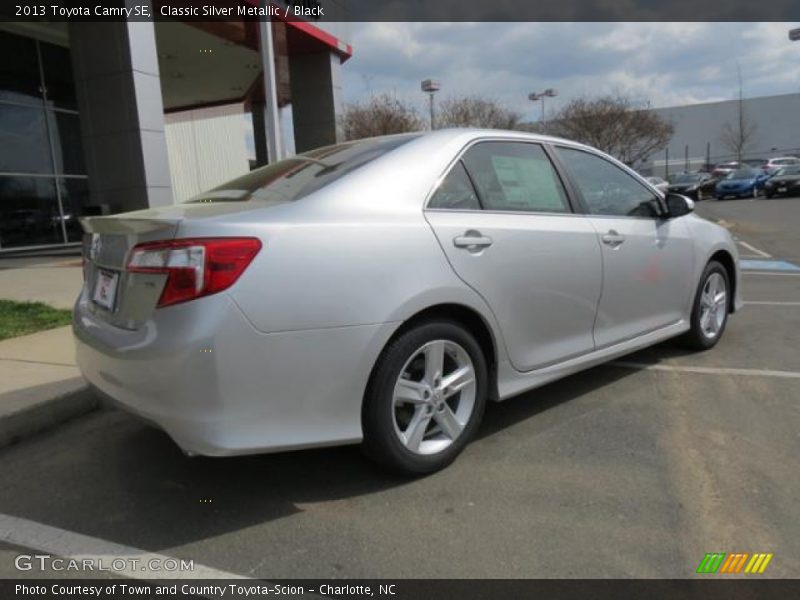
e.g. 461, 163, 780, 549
778, 187, 787, 193
92, 268, 119, 311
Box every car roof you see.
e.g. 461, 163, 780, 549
342, 129, 601, 161
406, 127, 586, 147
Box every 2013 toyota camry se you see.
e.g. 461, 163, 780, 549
74, 129, 742, 474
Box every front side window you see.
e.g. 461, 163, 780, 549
556, 147, 660, 218
460, 142, 570, 213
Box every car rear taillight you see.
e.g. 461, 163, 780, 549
127, 237, 262, 307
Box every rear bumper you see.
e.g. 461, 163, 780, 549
764, 187, 800, 197
73, 291, 398, 456
716, 188, 752, 198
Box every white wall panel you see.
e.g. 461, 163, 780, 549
165, 104, 250, 203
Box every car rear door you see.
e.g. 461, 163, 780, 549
424, 140, 602, 372
553, 145, 694, 348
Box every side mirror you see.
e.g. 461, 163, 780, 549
665, 193, 694, 218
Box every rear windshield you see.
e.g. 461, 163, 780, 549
185, 135, 419, 204
672, 173, 704, 183
727, 169, 756, 179
776, 166, 800, 176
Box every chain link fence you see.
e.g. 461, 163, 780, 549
641, 145, 800, 178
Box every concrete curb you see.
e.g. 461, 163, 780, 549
0, 378, 99, 449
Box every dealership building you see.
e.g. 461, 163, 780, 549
643, 92, 800, 176
0, 3, 351, 251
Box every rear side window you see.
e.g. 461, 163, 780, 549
185, 135, 419, 204
461, 142, 570, 213
428, 162, 481, 210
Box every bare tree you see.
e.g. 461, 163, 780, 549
720, 64, 758, 162
340, 94, 424, 141
549, 93, 674, 167
437, 96, 523, 130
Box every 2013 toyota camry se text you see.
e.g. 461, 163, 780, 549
73, 129, 742, 474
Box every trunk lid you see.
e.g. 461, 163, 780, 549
79, 201, 278, 329
81, 215, 181, 329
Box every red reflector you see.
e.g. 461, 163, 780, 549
127, 237, 261, 307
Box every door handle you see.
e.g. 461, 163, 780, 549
601, 230, 625, 248
453, 234, 493, 250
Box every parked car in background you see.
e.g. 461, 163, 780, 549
667, 172, 718, 201
763, 165, 800, 198
755, 169, 778, 194
742, 159, 766, 170
762, 156, 800, 172
715, 168, 762, 199
73, 129, 742, 474
711, 161, 742, 178
645, 176, 669, 193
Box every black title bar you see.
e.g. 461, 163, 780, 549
3, 0, 800, 22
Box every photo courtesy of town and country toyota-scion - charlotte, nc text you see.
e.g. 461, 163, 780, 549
14, 2, 325, 18
15, 583, 395, 597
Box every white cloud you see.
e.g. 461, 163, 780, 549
341, 22, 800, 121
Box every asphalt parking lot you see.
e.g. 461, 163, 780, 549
1, 197, 798, 580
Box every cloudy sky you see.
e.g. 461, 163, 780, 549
339, 22, 800, 121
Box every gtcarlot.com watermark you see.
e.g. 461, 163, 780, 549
15, 553, 194, 573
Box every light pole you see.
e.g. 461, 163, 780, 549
421, 79, 441, 130
528, 88, 558, 133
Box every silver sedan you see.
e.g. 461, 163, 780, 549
74, 129, 742, 474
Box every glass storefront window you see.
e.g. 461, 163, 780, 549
50, 111, 86, 175
0, 30, 89, 249
0, 104, 52, 173
0, 32, 41, 106
40, 42, 78, 111
0, 177, 63, 248
58, 177, 90, 242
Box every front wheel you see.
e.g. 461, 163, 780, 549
680, 261, 730, 351
362, 321, 488, 475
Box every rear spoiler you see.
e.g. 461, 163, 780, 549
79, 216, 181, 236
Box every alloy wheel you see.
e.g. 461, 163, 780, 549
699, 272, 727, 339
391, 340, 476, 455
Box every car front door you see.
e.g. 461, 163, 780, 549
554, 146, 694, 348
424, 141, 602, 372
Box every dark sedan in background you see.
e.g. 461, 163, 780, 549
763, 165, 800, 198
668, 172, 718, 201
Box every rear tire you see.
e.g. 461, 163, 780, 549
680, 261, 730, 351
361, 320, 488, 475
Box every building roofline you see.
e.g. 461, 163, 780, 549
654, 91, 800, 113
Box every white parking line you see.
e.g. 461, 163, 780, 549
0, 513, 248, 580
736, 240, 772, 258
744, 301, 800, 306
610, 361, 800, 379
743, 270, 800, 277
